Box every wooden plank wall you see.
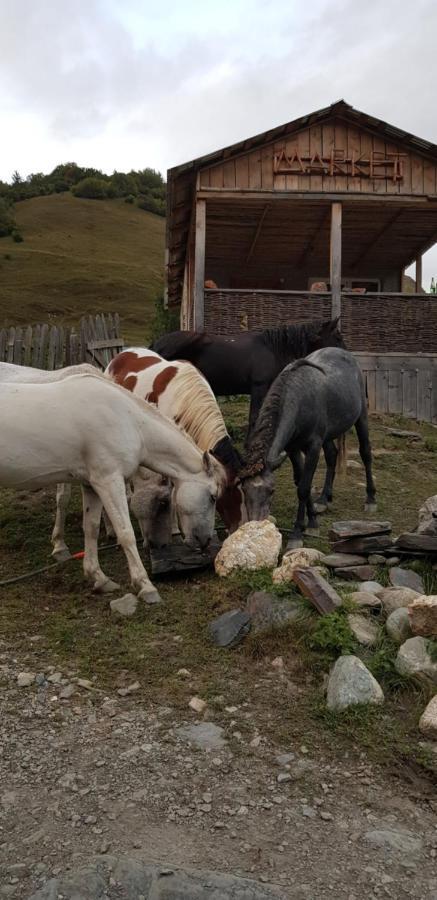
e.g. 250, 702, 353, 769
0, 314, 123, 371
199, 121, 437, 196
356, 352, 437, 424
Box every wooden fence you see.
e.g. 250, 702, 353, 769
0, 313, 123, 370
356, 352, 437, 425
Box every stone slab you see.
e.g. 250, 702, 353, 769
335, 565, 376, 582
329, 521, 392, 541
292, 567, 342, 614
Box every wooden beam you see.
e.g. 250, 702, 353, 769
246, 204, 271, 262
330, 202, 342, 322
193, 199, 206, 330
403, 225, 437, 269
197, 188, 437, 205
297, 209, 330, 268
351, 209, 405, 269
416, 255, 423, 292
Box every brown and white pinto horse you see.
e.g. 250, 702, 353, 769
106, 348, 246, 532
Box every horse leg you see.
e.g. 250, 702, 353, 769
51, 483, 72, 561
313, 440, 338, 513
355, 414, 377, 512
92, 475, 162, 604
81, 485, 120, 593
288, 444, 322, 548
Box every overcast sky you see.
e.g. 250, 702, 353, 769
1, 0, 437, 286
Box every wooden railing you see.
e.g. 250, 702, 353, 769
0, 313, 123, 370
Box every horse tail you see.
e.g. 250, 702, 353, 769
150, 330, 208, 361
336, 433, 348, 476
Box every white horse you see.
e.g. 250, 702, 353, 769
0, 362, 173, 558
0, 375, 224, 603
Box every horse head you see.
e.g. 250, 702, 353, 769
173, 451, 222, 551
237, 453, 283, 522
314, 317, 345, 351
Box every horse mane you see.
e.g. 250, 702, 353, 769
211, 435, 243, 479
242, 359, 325, 477
168, 363, 228, 453
260, 320, 331, 363
150, 330, 210, 360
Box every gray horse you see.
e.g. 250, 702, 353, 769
239, 347, 376, 548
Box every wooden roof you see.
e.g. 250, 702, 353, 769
166, 100, 437, 306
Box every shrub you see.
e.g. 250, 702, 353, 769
308, 611, 356, 656
0, 198, 15, 238
150, 293, 180, 343
12, 229, 24, 242
137, 194, 166, 217
125, 194, 135, 204
72, 177, 113, 200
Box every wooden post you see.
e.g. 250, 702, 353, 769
416, 255, 423, 293
193, 199, 206, 330
330, 202, 342, 321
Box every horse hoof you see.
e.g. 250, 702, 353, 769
139, 588, 162, 605
365, 502, 378, 513
286, 537, 304, 551
95, 578, 120, 594
51, 547, 71, 563
313, 502, 328, 514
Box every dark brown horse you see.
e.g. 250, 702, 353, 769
151, 319, 345, 438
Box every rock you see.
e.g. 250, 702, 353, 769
419, 695, 437, 738
17, 673, 35, 687
360, 581, 384, 595
347, 614, 380, 647
271, 656, 284, 669
77, 678, 94, 690
417, 495, 437, 535
35, 673, 46, 686
214, 520, 282, 576
349, 591, 382, 610
321, 553, 367, 568
364, 828, 423, 854
386, 556, 400, 566
246, 591, 302, 632
331, 535, 393, 553
175, 722, 226, 750
29, 856, 282, 900
395, 532, 437, 553
110, 593, 139, 617
292, 567, 342, 614
408, 595, 437, 637
386, 608, 413, 644
117, 681, 140, 696
277, 772, 291, 783
177, 668, 191, 677
395, 636, 437, 684
326, 656, 384, 711
335, 565, 376, 582
368, 554, 387, 565
188, 696, 207, 713
59, 684, 76, 700
387, 427, 422, 440
378, 587, 420, 616
389, 567, 424, 593
209, 609, 251, 647
329, 520, 392, 541
47, 672, 63, 684
272, 548, 323, 582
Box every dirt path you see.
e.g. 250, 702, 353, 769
1, 648, 437, 900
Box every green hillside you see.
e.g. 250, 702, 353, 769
0, 193, 166, 344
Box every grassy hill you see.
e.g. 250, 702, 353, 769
0, 193, 166, 344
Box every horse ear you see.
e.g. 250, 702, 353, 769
202, 451, 214, 477
268, 450, 286, 471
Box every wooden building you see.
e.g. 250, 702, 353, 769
165, 100, 437, 352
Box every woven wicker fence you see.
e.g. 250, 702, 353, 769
0, 313, 123, 371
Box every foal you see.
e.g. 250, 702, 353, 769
240, 347, 376, 548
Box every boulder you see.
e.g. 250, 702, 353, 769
272, 547, 323, 583
386, 608, 413, 644
349, 591, 382, 610
214, 520, 282, 576
368, 554, 387, 565
360, 581, 384, 594
321, 553, 367, 568
209, 609, 251, 647
389, 567, 424, 594
395, 533, 437, 553
377, 587, 420, 616
419, 695, 437, 739
292, 567, 342, 614
417, 495, 437, 535
347, 614, 380, 647
334, 565, 376, 582
246, 591, 302, 632
408, 595, 437, 637
395, 636, 437, 684
326, 656, 384, 711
